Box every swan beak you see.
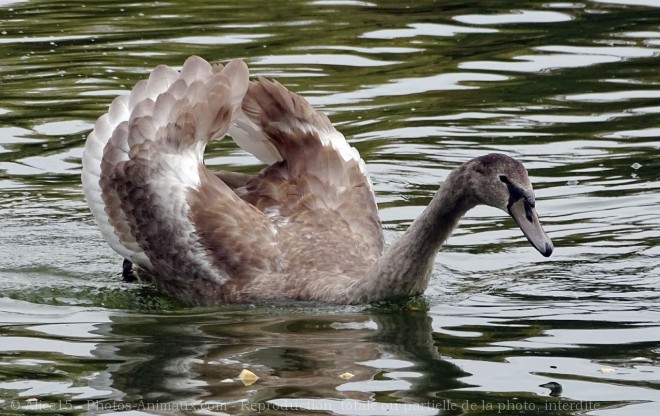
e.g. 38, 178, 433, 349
508, 198, 553, 257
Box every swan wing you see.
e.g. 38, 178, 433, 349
82, 57, 281, 297
228, 78, 384, 261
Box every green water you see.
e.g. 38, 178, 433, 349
1, 0, 659, 415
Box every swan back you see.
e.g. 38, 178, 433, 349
187, 77, 386, 300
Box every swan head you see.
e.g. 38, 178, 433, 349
466, 153, 553, 257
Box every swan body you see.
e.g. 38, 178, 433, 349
82, 56, 553, 305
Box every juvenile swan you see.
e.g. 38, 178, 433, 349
82, 56, 553, 305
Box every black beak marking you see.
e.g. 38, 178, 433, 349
502, 175, 534, 214
525, 200, 534, 223
502, 175, 552, 257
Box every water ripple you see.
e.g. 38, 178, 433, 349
453, 10, 573, 25
0, 1, 659, 414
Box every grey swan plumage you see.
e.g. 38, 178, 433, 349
82, 56, 553, 305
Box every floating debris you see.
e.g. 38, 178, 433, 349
339, 372, 355, 380
631, 162, 642, 170
238, 369, 259, 386
599, 367, 615, 374
220, 378, 235, 383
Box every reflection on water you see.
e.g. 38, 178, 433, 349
0, 0, 659, 415
2, 297, 658, 415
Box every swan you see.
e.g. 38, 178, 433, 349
82, 56, 553, 305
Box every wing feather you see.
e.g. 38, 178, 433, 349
83, 56, 278, 288
230, 78, 384, 261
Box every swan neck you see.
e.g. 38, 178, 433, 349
356, 168, 474, 302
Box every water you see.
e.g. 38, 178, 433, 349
1, 0, 659, 414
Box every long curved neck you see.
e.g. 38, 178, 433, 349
353, 166, 476, 302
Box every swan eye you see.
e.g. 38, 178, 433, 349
499, 175, 509, 183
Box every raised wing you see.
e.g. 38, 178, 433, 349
82, 57, 281, 298
228, 78, 385, 262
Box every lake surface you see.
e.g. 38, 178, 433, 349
1, 0, 659, 415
